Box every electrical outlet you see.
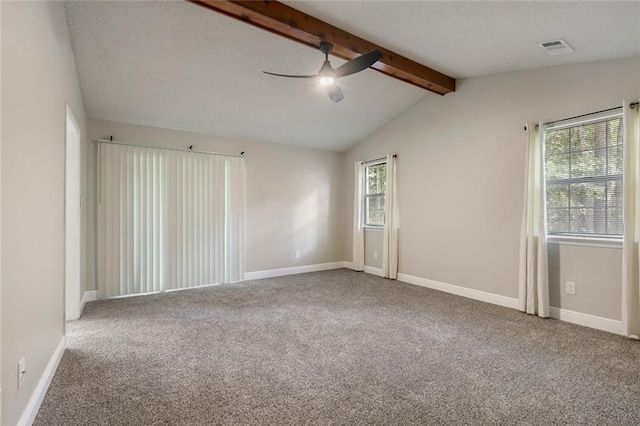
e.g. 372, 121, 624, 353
295, 251, 300, 259
565, 281, 576, 295
18, 357, 26, 389
373, 251, 378, 260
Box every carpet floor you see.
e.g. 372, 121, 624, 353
34, 269, 640, 425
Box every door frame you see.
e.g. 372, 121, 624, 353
65, 104, 82, 321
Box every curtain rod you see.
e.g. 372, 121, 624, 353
546, 106, 622, 127
532, 104, 632, 130
362, 154, 397, 164
95, 138, 245, 158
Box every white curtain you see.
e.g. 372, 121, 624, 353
518, 122, 549, 317
382, 154, 399, 279
352, 161, 365, 271
622, 100, 640, 338
98, 143, 245, 298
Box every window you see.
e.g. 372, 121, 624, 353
364, 161, 387, 227
544, 108, 623, 238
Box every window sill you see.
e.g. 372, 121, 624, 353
547, 235, 622, 249
363, 226, 384, 231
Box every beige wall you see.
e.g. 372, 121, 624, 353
84, 118, 345, 291
344, 56, 640, 321
1, 2, 86, 424
364, 229, 383, 269
548, 243, 622, 320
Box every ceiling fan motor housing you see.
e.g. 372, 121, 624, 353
319, 41, 334, 56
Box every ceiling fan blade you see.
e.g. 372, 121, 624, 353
263, 71, 318, 79
326, 83, 344, 103
335, 49, 382, 77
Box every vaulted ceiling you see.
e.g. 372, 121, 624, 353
65, 1, 640, 151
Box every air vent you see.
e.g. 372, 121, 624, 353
539, 39, 574, 55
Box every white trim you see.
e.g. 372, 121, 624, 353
364, 265, 384, 277
244, 262, 346, 281
363, 158, 386, 166
396, 273, 520, 310
547, 235, 622, 249
82, 264, 625, 337
65, 104, 82, 322
395, 271, 623, 336
549, 307, 623, 335
79, 290, 98, 316
17, 336, 66, 426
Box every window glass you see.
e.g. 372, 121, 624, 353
364, 162, 386, 226
544, 113, 623, 237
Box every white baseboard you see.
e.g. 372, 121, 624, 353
245, 262, 624, 336
80, 290, 98, 316
364, 265, 384, 277
397, 273, 520, 310
17, 336, 66, 426
342, 261, 354, 270
244, 261, 347, 281
86, 263, 625, 337
395, 272, 622, 335
549, 306, 623, 335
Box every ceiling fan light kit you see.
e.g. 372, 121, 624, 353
263, 41, 382, 103
319, 77, 334, 86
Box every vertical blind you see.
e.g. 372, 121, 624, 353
97, 143, 245, 298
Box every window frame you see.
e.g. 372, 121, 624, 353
362, 159, 387, 229
543, 108, 624, 243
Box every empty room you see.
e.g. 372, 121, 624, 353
2, 0, 640, 425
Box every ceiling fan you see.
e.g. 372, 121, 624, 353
263, 42, 382, 103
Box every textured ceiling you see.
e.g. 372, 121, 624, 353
66, 1, 640, 152
283, 0, 640, 79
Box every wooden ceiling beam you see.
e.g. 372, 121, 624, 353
188, 0, 455, 95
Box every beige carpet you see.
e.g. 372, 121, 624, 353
35, 269, 640, 425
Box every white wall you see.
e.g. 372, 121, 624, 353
344, 56, 640, 321
364, 229, 383, 270
1, 2, 86, 424
547, 243, 622, 320
85, 118, 345, 291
